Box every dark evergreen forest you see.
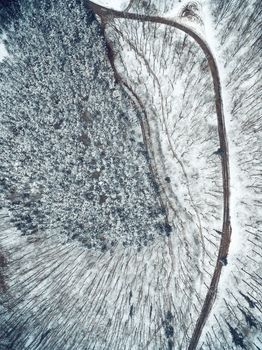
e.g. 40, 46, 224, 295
0, 0, 166, 252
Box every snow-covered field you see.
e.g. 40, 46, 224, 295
0, 0, 261, 349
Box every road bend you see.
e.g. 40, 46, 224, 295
86, 2, 232, 349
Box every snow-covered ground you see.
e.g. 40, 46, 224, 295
101, 0, 261, 348
198, 1, 262, 348
0, 0, 261, 349
106, 7, 222, 348
0, 34, 9, 62
91, 0, 129, 10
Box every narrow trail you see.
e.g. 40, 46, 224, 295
86, 1, 232, 349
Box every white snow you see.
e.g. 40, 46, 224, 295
0, 36, 9, 62
0, 0, 260, 349
91, 0, 129, 11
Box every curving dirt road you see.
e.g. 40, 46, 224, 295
86, 1, 232, 349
